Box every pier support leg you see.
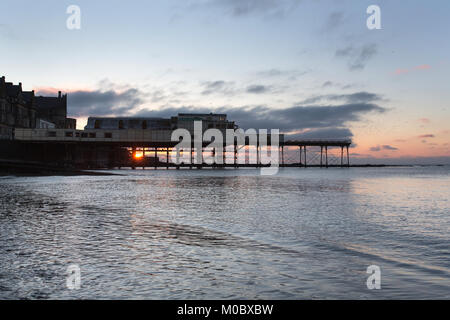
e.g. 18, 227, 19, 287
143, 148, 145, 169
299, 146, 302, 167
325, 146, 328, 168
340, 146, 344, 167
199, 147, 204, 169
154, 147, 157, 170
234, 144, 237, 168
258, 145, 261, 167
304, 146, 307, 168
166, 147, 169, 169
346, 145, 350, 167
320, 146, 323, 168
223, 146, 226, 167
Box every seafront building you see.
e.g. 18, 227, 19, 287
84, 113, 237, 133
0, 76, 76, 140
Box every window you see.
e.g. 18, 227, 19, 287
142, 121, 147, 129
94, 120, 101, 129
89, 132, 96, 138
104, 132, 112, 138
65, 131, 73, 137
48, 131, 56, 137
81, 133, 88, 138
118, 120, 124, 129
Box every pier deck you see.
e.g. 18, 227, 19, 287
11, 129, 351, 169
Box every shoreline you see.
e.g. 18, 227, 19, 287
0, 159, 120, 176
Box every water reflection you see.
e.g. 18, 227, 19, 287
0, 167, 449, 299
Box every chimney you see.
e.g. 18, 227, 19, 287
19, 82, 22, 89
58, 91, 61, 99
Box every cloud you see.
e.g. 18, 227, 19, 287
395, 69, 409, 75
201, 81, 274, 95
287, 127, 353, 140
63, 80, 387, 139
382, 145, 399, 151
322, 11, 344, 32
336, 43, 378, 71
418, 134, 435, 138
320, 81, 358, 90
246, 84, 271, 94
394, 64, 432, 75
298, 91, 383, 105
341, 84, 357, 90
200, 0, 302, 18
370, 145, 399, 152
415, 64, 431, 70
418, 118, 430, 124
67, 88, 145, 117
351, 156, 450, 165
256, 69, 309, 80
201, 80, 235, 95
134, 101, 386, 133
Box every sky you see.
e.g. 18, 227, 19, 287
1, 0, 449, 164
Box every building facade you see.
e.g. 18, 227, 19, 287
34, 91, 76, 129
0, 77, 36, 140
0, 76, 76, 140
85, 113, 237, 133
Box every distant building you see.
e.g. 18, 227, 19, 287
0, 77, 36, 140
85, 113, 237, 133
85, 117, 174, 130
34, 91, 76, 129
176, 113, 236, 132
0, 76, 76, 139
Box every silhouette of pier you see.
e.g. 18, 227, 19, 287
12, 129, 351, 169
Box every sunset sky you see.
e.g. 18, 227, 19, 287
1, 0, 449, 163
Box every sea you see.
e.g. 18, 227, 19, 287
0, 166, 449, 299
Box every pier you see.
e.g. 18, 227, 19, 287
12, 128, 351, 169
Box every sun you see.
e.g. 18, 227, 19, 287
133, 152, 143, 159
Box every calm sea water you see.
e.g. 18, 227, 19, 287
0, 167, 449, 299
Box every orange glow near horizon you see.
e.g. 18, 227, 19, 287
133, 152, 144, 159
68, 115, 449, 160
